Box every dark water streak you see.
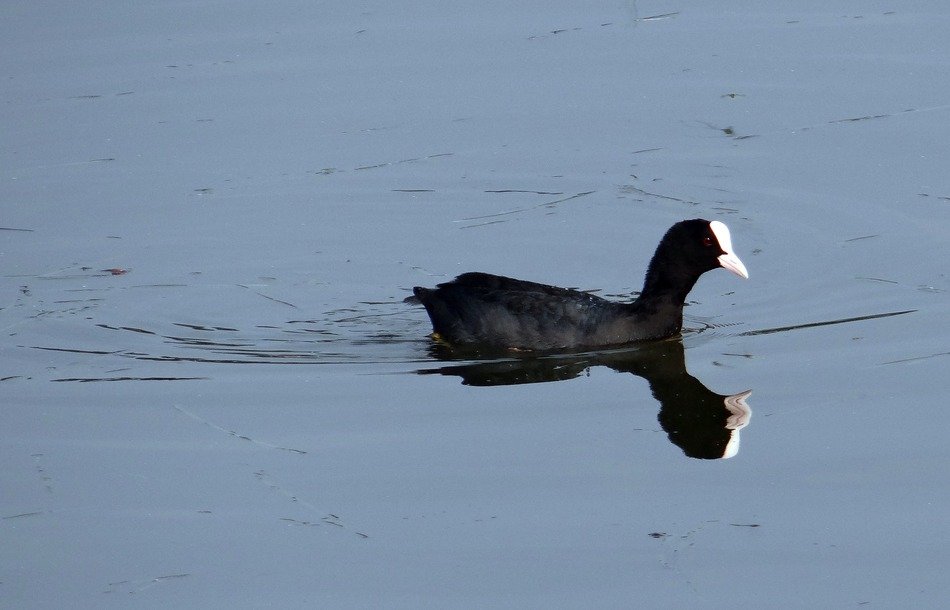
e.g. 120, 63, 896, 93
738, 309, 915, 337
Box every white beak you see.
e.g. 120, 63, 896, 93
709, 221, 750, 279
718, 252, 749, 279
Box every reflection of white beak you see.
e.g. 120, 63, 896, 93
718, 252, 749, 279
709, 221, 750, 279
724, 390, 753, 430
722, 389, 752, 459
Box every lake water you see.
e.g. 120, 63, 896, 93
2, 1, 949, 608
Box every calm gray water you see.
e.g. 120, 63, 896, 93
3, 2, 949, 608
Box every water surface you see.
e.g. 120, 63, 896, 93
2, 2, 948, 608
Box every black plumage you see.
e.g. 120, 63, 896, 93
413, 219, 748, 350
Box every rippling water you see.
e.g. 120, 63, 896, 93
3, 2, 949, 607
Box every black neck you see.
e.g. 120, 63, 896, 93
639, 247, 703, 307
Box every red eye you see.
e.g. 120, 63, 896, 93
702, 236, 714, 247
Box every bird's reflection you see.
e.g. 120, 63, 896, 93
418, 338, 751, 460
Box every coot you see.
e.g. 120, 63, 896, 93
413, 219, 748, 350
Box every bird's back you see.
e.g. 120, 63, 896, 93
413, 273, 631, 350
